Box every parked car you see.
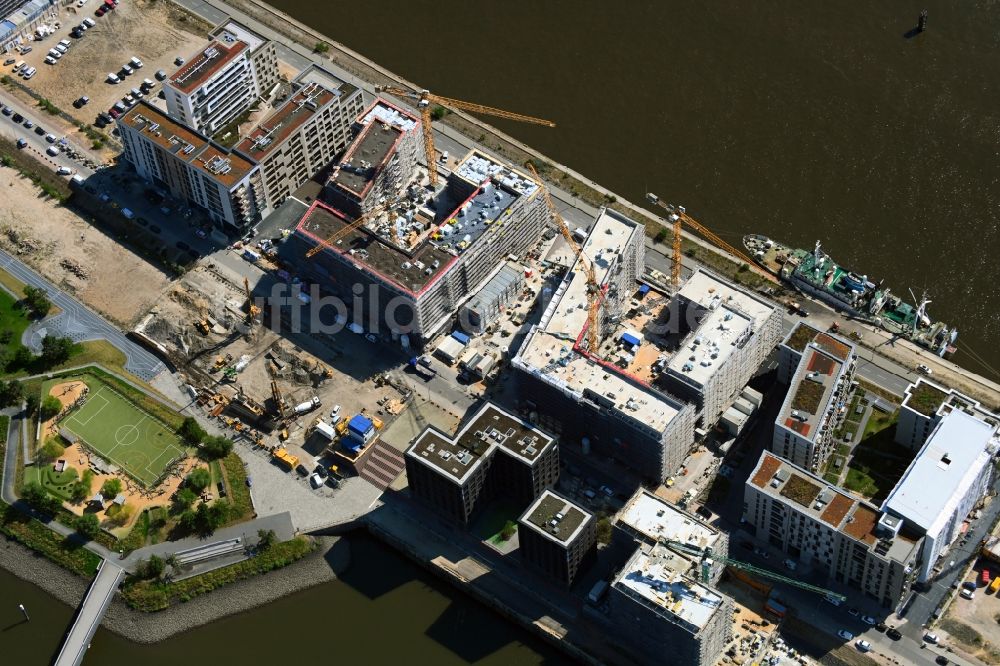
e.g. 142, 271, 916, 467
11, 113, 23, 122
1, 105, 10, 115
44, 133, 56, 143
245, 475, 252, 487
924, 633, 939, 644
45, 146, 59, 156
886, 627, 902, 640
935, 657, 949, 665
73, 96, 89, 108
149, 224, 162, 234
847, 607, 859, 617
837, 630, 853, 641
309, 473, 324, 489
960, 588, 975, 600
15, 138, 26, 149
175, 240, 190, 251
856, 640, 871, 652
56, 166, 73, 175
33, 126, 44, 135
23, 119, 33, 128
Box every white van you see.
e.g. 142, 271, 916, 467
22, 67, 35, 79
55, 44, 67, 54
82, 17, 96, 28
129, 57, 143, 69
48, 48, 61, 59
107, 72, 120, 83
58, 39, 71, 49
13, 60, 25, 71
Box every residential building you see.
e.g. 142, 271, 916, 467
744, 452, 923, 609
289, 149, 547, 346
614, 488, 729, 585
882, 408, 998, 581
777, 322, 821, 384
404, 403, 559, 527
896, 378, 1000, 451
513, 208, 697, 482
118, 102, 264, 233
771, 335, 856, 470
659, 269, 783, 428
322, 98, 424, 218
164, 20, 278, 135
234, 65, 364, 212
518, 490, 596, 586
608, 542, 733, 666
458, 261, 525, 335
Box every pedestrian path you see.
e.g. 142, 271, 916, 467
53, 560, 126, 666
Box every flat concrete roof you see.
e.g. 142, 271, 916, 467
406, 403, 556, 484
358, 98, 419, 133
235, 82, 336, 160
614, 543, 725, 632
666, 302, 753, 387
330, 120, 403, 198
617, 489, 721, 552
516, 208, 684, 433
169, 40, 248, 94
120, 102, 255, 187
883, 409, 998, 534
454, 150, 539, 197
520, 490, 592, 546
294, 201, 455, 295
777, 343, 847, 442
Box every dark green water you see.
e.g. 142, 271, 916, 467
272, 0, 1000, 377
0, 534, 569, 665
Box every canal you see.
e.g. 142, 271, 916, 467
270, 0, 1000, 378
0, 534, 569, 665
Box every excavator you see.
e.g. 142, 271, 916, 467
645, 193, 779, 288
527, 162, 602, 351
374, 86, 555, 188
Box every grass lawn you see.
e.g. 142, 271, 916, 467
24, 464, 79, 501
844, 410, 911, 503
60, 377, 185, 487
0, 285, 30, 363
844, 466, 879, 496
471, 499, 522, 549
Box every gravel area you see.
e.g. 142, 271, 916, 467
0, 533, 350, 643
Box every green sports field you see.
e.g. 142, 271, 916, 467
61, 384, 185, 487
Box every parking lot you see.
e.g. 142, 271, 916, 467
9, 0, 209, 127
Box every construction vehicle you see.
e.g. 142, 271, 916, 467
645, 193, 779, 288
409, 356, 437, 380
335, 419, 349, 437
374, 86, 556, 188
278, 428, 289, 441
212, 353, 233, 372
270, 380, 286, 419
195, 317, 210, 335
243, 277, 261, 332
293, 396, 321, 415
658, 537, 846, 600
527, 162, 602, 351
272, 447, 299, 471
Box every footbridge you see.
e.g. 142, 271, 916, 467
54, 560, 126, 666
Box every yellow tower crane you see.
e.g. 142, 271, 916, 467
304, 200, 393, 259
375, 86, 556, 188
645, 194, 779, 288
526, 163, 602, 352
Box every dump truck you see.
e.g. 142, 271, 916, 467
272, 448, 299, 471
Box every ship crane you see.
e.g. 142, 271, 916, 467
909, 288, 932, 335
658, 538, 847, 601
375, 85, 556, 188
526, 163, 602, 351
645, 194, 779, 288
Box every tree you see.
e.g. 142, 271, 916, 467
177, 416, 207, 445
21, 285, 52, 318
596, 517, 612, 545
500, 520, 517, 541
256, 528, 276, 551
199, 434, 233, 460
313, 41, 329, 53
39, 335, 74, 368
174, 487, 197, 511
21, 481, 61, 514
69, 469, 94, 504
654, 228, 668, 244
107, 501, 133, 525
430, 105, 449, 121
75, 513, 100, 539
11, 346, 35, 371
40, 394, 62, 420
179, 509, 198, 533
204, 501, 229, 531
138, 554, 165, 579
100, 477, 123, 498
186, 467, 211, 492
0, 379, 23, 407
38, 438, 65, 462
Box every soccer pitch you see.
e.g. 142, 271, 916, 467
61, 385, 185, 487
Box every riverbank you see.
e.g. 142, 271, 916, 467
0, 533, 350, 643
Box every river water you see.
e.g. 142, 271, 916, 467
270, 0, 1000, 378
0, 534, 568, 665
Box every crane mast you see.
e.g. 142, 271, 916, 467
526, 163, 601, 351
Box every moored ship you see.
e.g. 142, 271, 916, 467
744, 234, 957, 356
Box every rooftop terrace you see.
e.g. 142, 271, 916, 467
169, 40, 248, 94
121, 102, 255, 187
516, 208, 685, 433
749, 452, 920, 560
520, 490, 592, 545
235, 82, 336, 160
406, 403, 556, 483
778, 343, 846, 441
614, 544, 725, 632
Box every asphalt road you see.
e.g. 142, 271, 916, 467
0, 248, 165, 381
0, 90, 95, 176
